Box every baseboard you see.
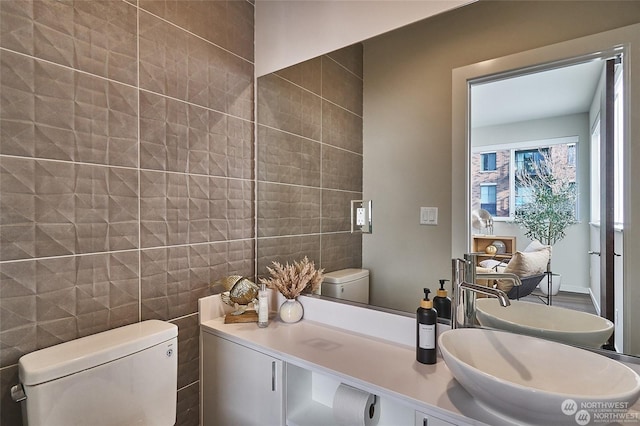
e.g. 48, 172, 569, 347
555, 284, 590, 294
589, 288, 601, 315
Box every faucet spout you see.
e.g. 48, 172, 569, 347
459, 282, 511, 307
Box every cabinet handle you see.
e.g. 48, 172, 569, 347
271, 361, 276, 391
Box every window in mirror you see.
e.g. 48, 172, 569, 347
480, 184, 497, 215
471, 137, 578, 219
481, 152, 497, 171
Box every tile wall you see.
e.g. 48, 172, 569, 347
0, 1, 254, 425
256, 44, 363, 275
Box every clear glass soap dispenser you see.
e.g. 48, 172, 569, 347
258, 283, 269, 328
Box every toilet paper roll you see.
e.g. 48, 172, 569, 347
332, 383, 380, 426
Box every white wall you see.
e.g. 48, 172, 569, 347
254, 0, 470, 76
472, 113, 591, 294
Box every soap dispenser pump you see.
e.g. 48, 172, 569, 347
433, 279, 452, 320
416, 288, 437, 364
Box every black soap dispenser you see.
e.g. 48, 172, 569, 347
416, 288, 437, 364
433, 279, 452, 320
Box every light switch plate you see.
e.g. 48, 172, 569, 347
420, 207, 438, 225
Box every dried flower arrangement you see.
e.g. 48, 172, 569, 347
259, 256, 324, 300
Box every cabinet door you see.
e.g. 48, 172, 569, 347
202, 332, 284, 426
415, 410, 457, 426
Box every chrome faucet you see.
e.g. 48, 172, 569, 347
451, 253, 519, 328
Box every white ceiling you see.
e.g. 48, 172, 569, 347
470, 59, 604, 128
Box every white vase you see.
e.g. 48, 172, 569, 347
279, 298, 304, 323
539, 274, 561, 296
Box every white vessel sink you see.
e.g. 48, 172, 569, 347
476, 298, 614, 348
439, 328, 640, 425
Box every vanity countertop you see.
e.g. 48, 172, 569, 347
200, 295, 513, 426
200, 294, 640, 426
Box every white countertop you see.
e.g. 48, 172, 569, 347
200, 295, 514, 426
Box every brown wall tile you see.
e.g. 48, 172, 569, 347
321, 56, 363, 116
256, 43, 364, 277
257, 182, 321, 238
0, 0, 137, 85
257, 235, 321, 278
322, 190, 362, 233
322, 145, 363, 192
0, 0, 254, 422
257, 125, 321, 187
257, 73, 322, 140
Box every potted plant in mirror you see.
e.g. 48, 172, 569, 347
512, 150, 578, 297
259, 256, 324, 323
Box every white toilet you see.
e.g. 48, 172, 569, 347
12, 320, 178, 426
321, 268, 370, 304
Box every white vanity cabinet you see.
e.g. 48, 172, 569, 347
415, 410, 456, 426
201, 331, 284, 426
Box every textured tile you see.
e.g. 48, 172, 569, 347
139, 11, 189, 101
140, 170, 191, 248
176, 381, 199, 426
0, 0, 35, 57
139, 0, 254, 62
320, 233, 363, 273
322, 56, 363, 116
173, 314, 199, 389
257, 73, 321, 140
0, 51, 137, 166
139, 11, 253, 120
140, 170, 167, 248
0, 261, 37, 366
209, 240, 255, 291
215, 112, 253, 180
188, 175, 209, 244
140, 92, 253, 178
139, 92, 189, 173
326, 43, 363, 79
322, 190, 362, 233
0, 51, 36, 158
72, 0, 138, 85
257, 182, 320, 238
107, 168, 139, 250
257, 235, 320, 279
0, 0, 137, 85
0, 157, 36, 260
75, 252, 139, 337
322, 100, 363, 154
75, 165, 109, 253
167, 173, 189, 246
74, 74, 138, 167
34, 160, 76, 258
141, 246, 195, 321
257, 125, 320, 186
227, 179, 254, 241
275, 56, 322, 95
322, 145, 363, 192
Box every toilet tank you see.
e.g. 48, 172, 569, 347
321, 268, 370, 304
15, 320, 178, 426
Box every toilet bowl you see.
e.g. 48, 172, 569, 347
12, 320, 178, 426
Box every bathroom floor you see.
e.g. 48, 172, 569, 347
521, 291, 597, 314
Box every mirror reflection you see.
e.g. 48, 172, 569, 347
255, 1, 640, 357
468, 57, 624, 351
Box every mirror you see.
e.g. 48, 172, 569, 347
256, 1, 640, 356
468, 57, 623, 349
